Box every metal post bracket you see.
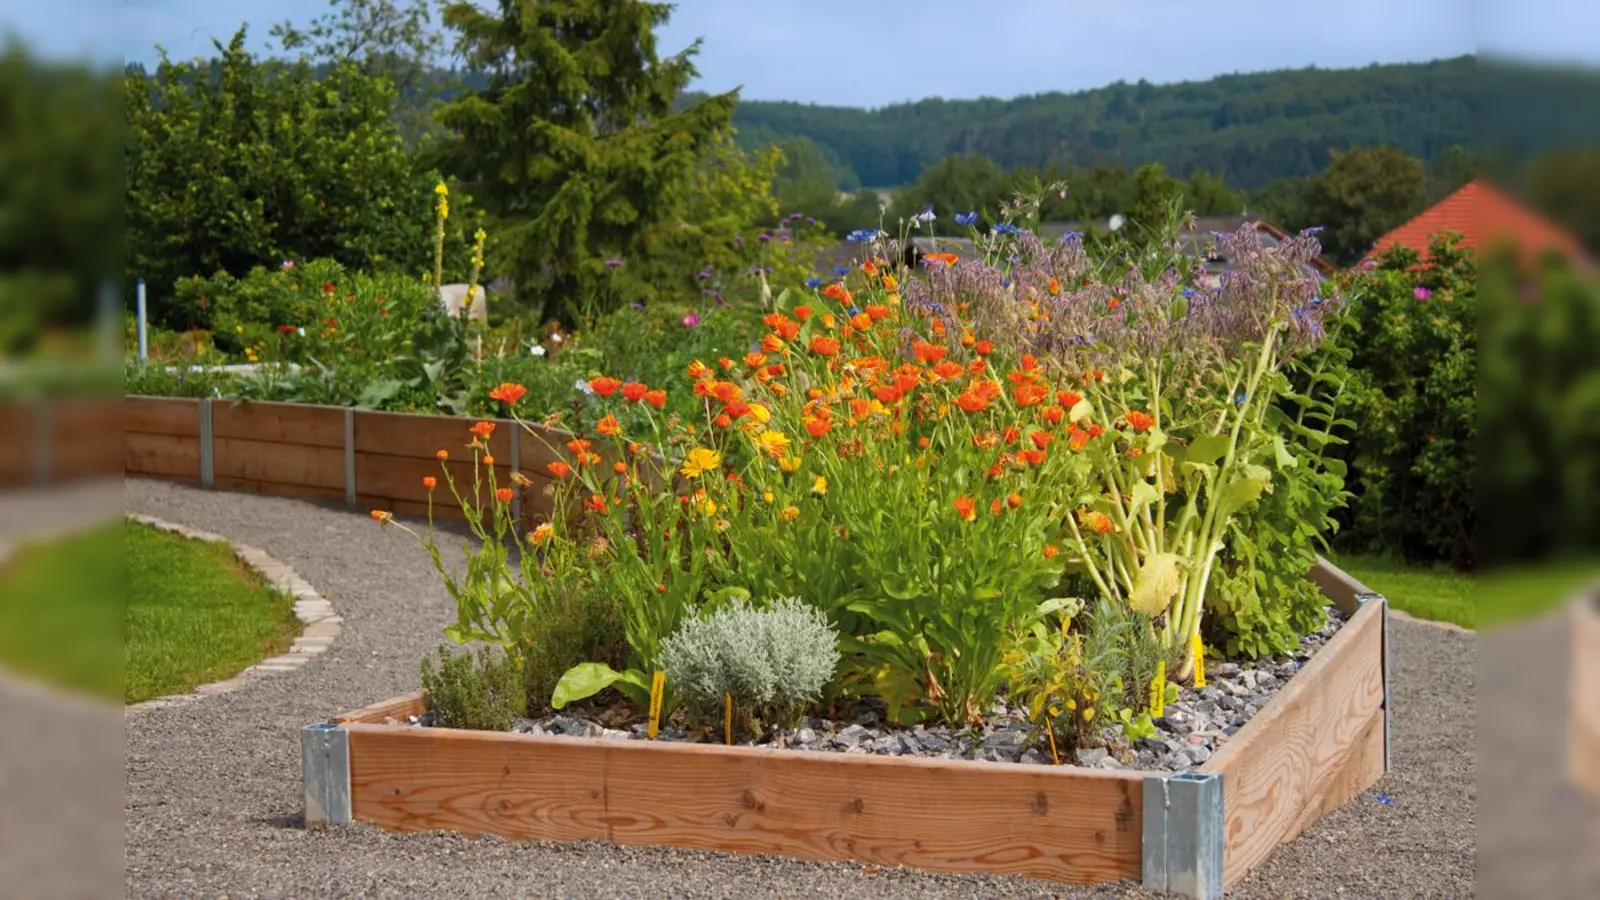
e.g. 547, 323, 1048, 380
301, 722, 351, 827
1143, 771, 1224, 898
1354, 593, 1391, 773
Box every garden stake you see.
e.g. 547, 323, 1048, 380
648, 671, 664, 739
1150, 660, 1166, 718
1191, 634, 1206, 688
723, 693, 732, 745
1046, 724, 1060, 765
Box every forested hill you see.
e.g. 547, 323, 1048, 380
699, 56, 1477, 190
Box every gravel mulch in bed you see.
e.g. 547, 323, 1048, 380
123, 477, 1476, 899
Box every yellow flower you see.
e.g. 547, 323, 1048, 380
811, 475, 827, 496
779, 455, 802, 473
530, 523, 554, 545
680, 447, 721, 479
754, 430, 790, 458
748, 403, 771, 424
762, 491, 775, 504
699, 496, 718, 516
435, 183, 449, 196
779, 506, 800, 522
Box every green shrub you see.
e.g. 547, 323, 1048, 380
1319, 235, 1475, 567
420, 644, 523, 731
659, 597, 840, 730
522, 579, 630, 715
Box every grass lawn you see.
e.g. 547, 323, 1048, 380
1476, 558, 1600, 629
124, 522, 300, 703
0, 521, 124, 700
1332, 553, 1477, 630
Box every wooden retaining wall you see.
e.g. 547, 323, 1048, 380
1572, 592, 1600, 796
124, 396, 574, 524
0, 397, 124, 487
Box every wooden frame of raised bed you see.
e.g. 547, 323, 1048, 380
303, 559, 1389, 899
124, 395, 576, 524
1571, 582, 1600, 797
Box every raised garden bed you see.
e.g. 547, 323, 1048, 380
303, 559, 1388, 898
1572, 583, 1600, 797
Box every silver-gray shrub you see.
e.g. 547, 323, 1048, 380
659, 597, 840, 724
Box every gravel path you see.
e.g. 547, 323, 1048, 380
125, 478, 1476, 898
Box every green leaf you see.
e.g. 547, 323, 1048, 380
1216, 466, 1272, 518
1186, 434, 1231, 467
1128, 480, 1161, 513
552, 662, 636, 709
1128, 552, 1185, 615
1272, 435, 1299, 469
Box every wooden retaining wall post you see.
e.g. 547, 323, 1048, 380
197, 398, 215, 488
301, 722, 352, 827
343, 408, 357, 506
33, 400, 52, 485
1142, 771, 1225, 899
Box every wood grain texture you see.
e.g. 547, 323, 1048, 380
354, 453, 512, 506
0, 401, 38, 483
344, 723, 1145, 884
1572, 596, 1600, 796
125, 432, 201, 479
333, 693, 428, 725
1203, 600, 1386, 886
1306, 556, 1376, 617
124, 396, 200, 437
214, 438, 346, 490
49, 398, 124, 479
212, 400, 345, 448
354, 409, 511, 459
214, 475, 346, 504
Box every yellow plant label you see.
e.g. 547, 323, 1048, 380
1191, 634, 1206, 688
1150, 660, 1166, 717
723, 693, 733, 745
647, 671, 665, 739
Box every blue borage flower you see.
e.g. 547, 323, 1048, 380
953, 211, 978, 226
804, 277, 823, 289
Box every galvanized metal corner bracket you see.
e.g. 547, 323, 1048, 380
301, 722, 351, 828
343, 408, 358, 506
1354, 592, 1392, 773
1142, 771, 1224, 898
198, 397, 215, 489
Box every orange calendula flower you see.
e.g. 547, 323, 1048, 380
744, 352, 767, 369
470, 421, 497, 439
882, 274, 898, 291
849, 398, 871, 419
566, 438, 591, 454
622, 381, 649, 403
422, 476, 437, 490
924, 252, 959, 269
932, 360, 964, 381
1020, 448, 1048, 466
482, 454, 495, 466
588, 376, 622, 397
874, 385, 902, 403
436, 449, 449, 461
547, 461, 571, 478
810, 336, 841, 357
804, 417, 833, 438
955, 392, 989, 413
1043, 544, 1060, 558
1080, 510, 1115, 535
1057, 390, 1083, 408
1003, 426, 1022, 445
489, 382, 528, 406
711, 381, 741, 403
760, 333, 786, 353
953, 496, 977, 520
687, 360, 711, 380
1030, 431, 1053, 450
865, 304, 891, 322
912, 341, 948, 364
719, 357, 735, 370
1043, 404, 1066, 425
779, 506, 800, 522
990, 497, 1004, 516
713, 413, 732, 429
1013, 383, 1049, 407
794, 305, 813, 320
1067, 426, 1091, 451
530, 523, 554, 546
1125, 410, 1156, 432
724, 400, 751, 420
974, 339, 994, 356
585, 494, 608, 513
850, 312, 872, 331
370, 509, 393, 522
644, 389, 667, 409
496, 488, 515, 504
1007, 492, 1023, 509
613, 461, 627, 474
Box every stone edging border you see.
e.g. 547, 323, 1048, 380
125, 513, 342, 712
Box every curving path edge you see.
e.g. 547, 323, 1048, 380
125, 513, 343, 712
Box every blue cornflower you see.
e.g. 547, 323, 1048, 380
805, 277, 823, 289
847, 306, 861, 317
993, 223, 1021, 235
915, 204, 936, 223
846, 228, 878, 243
954, 211, 978, 226
1305, 226, 1325, 236
1235, 391, 1247, 405
834, 265, 851, 276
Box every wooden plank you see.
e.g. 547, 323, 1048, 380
344, 724, 1145, 884
48, 397, 124, 480
333, 693, 428, 725
214, 438, 346, 491
214, 476, 346, 505
360, 494, 488, 528
0, 401, 37, 484
1203, 600, 1386, 886
354, 409, 512, 460
212, 400, 345, 448
1306, 556, 1375, 617
125, 432, 200, 480
354, 453, 513, 506
1572, 596, 1600, 796
124, 396, 199, 437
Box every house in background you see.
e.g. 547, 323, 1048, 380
1362, 178, 1595, 271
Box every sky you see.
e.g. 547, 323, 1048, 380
6, 0, 1599, 106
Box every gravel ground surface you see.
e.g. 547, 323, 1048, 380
125, 477, 1476, 899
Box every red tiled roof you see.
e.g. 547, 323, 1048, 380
1363, 179, 1594, 269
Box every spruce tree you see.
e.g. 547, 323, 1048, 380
433, 0, 736, 324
